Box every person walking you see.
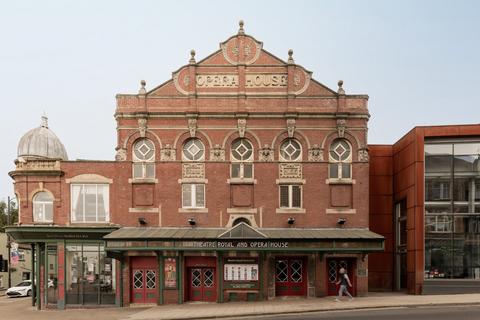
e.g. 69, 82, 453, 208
335, 267, 353, 301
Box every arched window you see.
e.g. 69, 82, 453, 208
33, 192, 53, 222
182, 138, 205, 161
231, 138, 254, 179
132, 138, 155, 179
280, 139, 302, 161
329, 139, 352, 179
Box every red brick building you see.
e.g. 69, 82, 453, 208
7, 22, 385, 309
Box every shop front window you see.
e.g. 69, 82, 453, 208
66, 243, 115, 305
425, 141, 480, 280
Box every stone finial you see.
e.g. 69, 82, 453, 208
288, 49, 294, 64
238, 20, 245, 35
189, 49, 196, 64
40, 115, 48, 128
139, 80, 147, 94
337, 80, 345, 95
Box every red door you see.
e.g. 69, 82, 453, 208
326, 258, 356, 296
131, 257, 158, 303
275, 257, 307, 296
188, 267, 216, 302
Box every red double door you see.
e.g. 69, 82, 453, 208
326, 258, 356, 296
275, 257, 307, 296
131, 257, 158, 303
186, 257, 217, 302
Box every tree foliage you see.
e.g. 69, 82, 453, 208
0, 200, 18, 232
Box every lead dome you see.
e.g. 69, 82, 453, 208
17, 116, 68, 161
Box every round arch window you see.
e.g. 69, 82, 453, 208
280, 139, 302, 161
33, 192, 53, 222
183, 138, 205, 161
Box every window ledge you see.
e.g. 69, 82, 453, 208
178, 208, 209, 214
227, 178, 257, 185
178, 178, 208, 184
325, 178, 356, 185
69, 222, 113, 225
326, 208, 357, 214
129, 178, 158, 184
276, 208, 306, 214
276, 178, 306, 185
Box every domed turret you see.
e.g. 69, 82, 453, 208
17, 116, 68, 161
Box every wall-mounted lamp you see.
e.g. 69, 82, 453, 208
138, 217, 147, 225
188, 218, 196, 226
287, 217, 295, 225
337, 218, 346, 226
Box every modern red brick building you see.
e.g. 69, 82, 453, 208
7, 22, 383, 309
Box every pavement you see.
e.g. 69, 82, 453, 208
1, 292, 480, 320
124, 292, 480, 320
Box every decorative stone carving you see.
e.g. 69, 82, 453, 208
358, 149, 369, 162
237, 118, 247, 138
259, 144, 274, 162
288, 49, 294, 64
188, 118, 197, 137
287, 118, 296, 138
182, 163, 205, 179
15, 159, 61, 171
279, 163, 303, 179
183, 75, 190, 86
138, 118, 147, 138
220, 22, 263, 66
138, 80, 146, 94
115, 148, 127, 161
337, 80, 345, 95
336, 119, 346, 138
308, 144, 324, 162
210, 144, 225, 161
160, 144, 176, 161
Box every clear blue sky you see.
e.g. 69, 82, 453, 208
1, 0, 479, 199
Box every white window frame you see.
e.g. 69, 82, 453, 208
279, 139, 302, 162
132, 139, 155, 179
230, 139, 254, 179
182, 138, 205, 161
328, 139, 352, 180
70, 183, 110, 223
33, 192, 54, 223
279, 184, 302, 209
182, 184, 205, 209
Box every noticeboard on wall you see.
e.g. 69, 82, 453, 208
224, 264, 258, 281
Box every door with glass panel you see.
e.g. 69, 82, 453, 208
130, 257, 158, 303
275, 257, 306, 296
188, 268, 216, 302
326, 258, 356, 296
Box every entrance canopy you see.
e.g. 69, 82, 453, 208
104, 223, 384, 253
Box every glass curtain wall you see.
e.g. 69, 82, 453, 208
425, 141, 480, 279
65, 243, 115, 305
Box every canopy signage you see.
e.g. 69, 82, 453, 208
106, 239, 384, 252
